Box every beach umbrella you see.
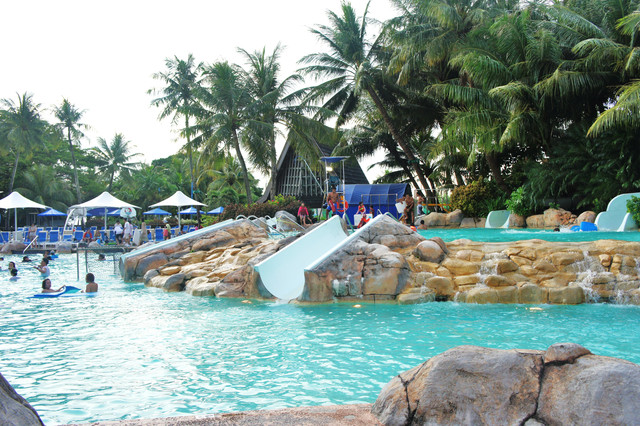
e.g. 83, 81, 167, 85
150, 190, 206, 229
38, 207, 67, 227
207, 206, 224, 215
0, 191, 47, 237
178, 207, 203, 215
70, 191, 140, 230
143, 207, 171, 216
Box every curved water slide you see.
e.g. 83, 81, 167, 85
254, 213, 395, 301
253, 216, 348, 300
595, 193, 640, 231
485, 210, 510, 228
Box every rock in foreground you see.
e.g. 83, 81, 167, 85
0, 372, 43, 425
372, 343, 640, 425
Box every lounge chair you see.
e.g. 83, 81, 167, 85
155, 228, 164, 241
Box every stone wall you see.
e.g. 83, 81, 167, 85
372, 343, 640, 425
403, 238, 640, 305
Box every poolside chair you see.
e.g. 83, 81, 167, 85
155, 228, 164, 241
73, 230, 84, 242
62, 234, 73, 242
37, 230, 48, 245
0, 232, 9, 243
48, 230, 59, 244
182, 225, 189, 234
188, 226, 195, 233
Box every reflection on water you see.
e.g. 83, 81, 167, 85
0, 254, 639, 424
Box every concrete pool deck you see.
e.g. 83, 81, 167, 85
68, 404, 380, 425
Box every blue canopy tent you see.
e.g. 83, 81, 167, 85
38, 207, 66, 227
207, 207, 224, 215
143, 207, 171, 216
178, 207, 204, 215
338, 183, 408, 224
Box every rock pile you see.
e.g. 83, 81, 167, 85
403, 238, 640, 304
372, 343, 640, 425
0, 372, 43, 425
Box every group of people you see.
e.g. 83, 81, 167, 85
296, 187, 430, 229
81, 219, 136, 245
6, 251, 98, 293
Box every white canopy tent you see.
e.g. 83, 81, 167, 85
149, 191, 206, 229
68, 191, 140, 230
0, 191, 47, 239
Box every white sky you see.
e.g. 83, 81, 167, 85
1, 0, 397, 187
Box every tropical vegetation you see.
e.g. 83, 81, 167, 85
3, 0, 640, 225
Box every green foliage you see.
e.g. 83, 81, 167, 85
626, 196, 640, 226
221, 195, 301, 220
450, 178, 501, 218
505, 186, 531, 216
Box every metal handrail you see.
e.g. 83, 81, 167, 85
23, 235, 39, 253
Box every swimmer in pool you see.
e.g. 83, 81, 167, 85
35, 258, 50, 277
41, 278, 64, 293
83, 273, 98, 293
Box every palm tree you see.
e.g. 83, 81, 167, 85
239, 45, 329, 200
149, 54, 203, 199
92, 133, 141, 191
198, 61, 256, 201
0, 93, 49, 192
299, 2, 432, 195
14, 164, 74, 212
53, 98, 88, 203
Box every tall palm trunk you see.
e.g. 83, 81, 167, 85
67, 128, 82, 203
185, 115, 195, 198
269, 134, 278, 200
9, 151, 20, 193
366, 86, 430, 195
231, 129, 252, 202
486, 151, 509, 193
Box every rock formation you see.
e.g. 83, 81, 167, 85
372, 343, 640, 425
0, 372, 43, 425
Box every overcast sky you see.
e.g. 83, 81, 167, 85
2, 0, 397, 185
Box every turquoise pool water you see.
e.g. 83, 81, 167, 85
1, 254, 639, 425
418, 227, 640, 242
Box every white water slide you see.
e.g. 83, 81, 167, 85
254, 216, 349, 300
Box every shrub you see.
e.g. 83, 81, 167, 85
627, 196, 640, 226
221, 195, 301, 220
450, 178, 501, 218
505, 186, 532, 217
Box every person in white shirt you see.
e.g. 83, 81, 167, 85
114, 221, 124, 244
35, 258, 50, 277
123, 220, 133, 245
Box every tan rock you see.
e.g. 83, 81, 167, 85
533, 259, 557, 273
599, 254, 612, 268
435, 266, 453, 277
548, 286, 585, 304
550, 251, 584, 267
526, 214, 545, 228
159, 265, 181, 276
466, 287, 499, 304
460, 218, 483, 228
509, 214, 526, 228
576, 211, 596, 224
519, 265, 538, 277
422, 212, 447, 227
544, 343, 591, 364
485, 275, 515, 287
510, 255, 532, 267
457, 284, 477, 293
496, 259, 519, 274
414, 240, 445, 263
412, 261, 440, 274
496, 286, 518, 303
397, 292, 435, 304
518, 283, 547, 304
185, 276, 216, 297
425, 276, 456, 297
454, 274, 481, 286
441, 258, 479, 275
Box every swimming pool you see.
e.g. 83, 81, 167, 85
418, 227, 640, 242
1, 254, 639, 425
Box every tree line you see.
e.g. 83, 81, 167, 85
2, 0, 640, 219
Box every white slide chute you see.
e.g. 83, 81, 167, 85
254, 216, 348, 300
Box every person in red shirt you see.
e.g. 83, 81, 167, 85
357, 202, 369, 228
298, 202, 311, 226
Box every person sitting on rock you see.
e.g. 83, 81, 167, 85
41, 278, 64, 293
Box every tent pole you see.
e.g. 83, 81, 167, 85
14, 208, 17, 240
104, 208, 108, 231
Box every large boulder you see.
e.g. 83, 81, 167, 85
421, 212, 447, 227
0, 242, 27, 254
537, 348, 640, 425
134, 253, 169, 280
373, 343, 640, 425
509, 213, 526, 228
413, 240, 445, 263
275, 210, 300, 232
358, 214, 425, 251
576, 210, 596, 225
526, 214, 545, 229
445, 209, 464, 226
0, 372, 43, 425
372, 346, 543, 425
